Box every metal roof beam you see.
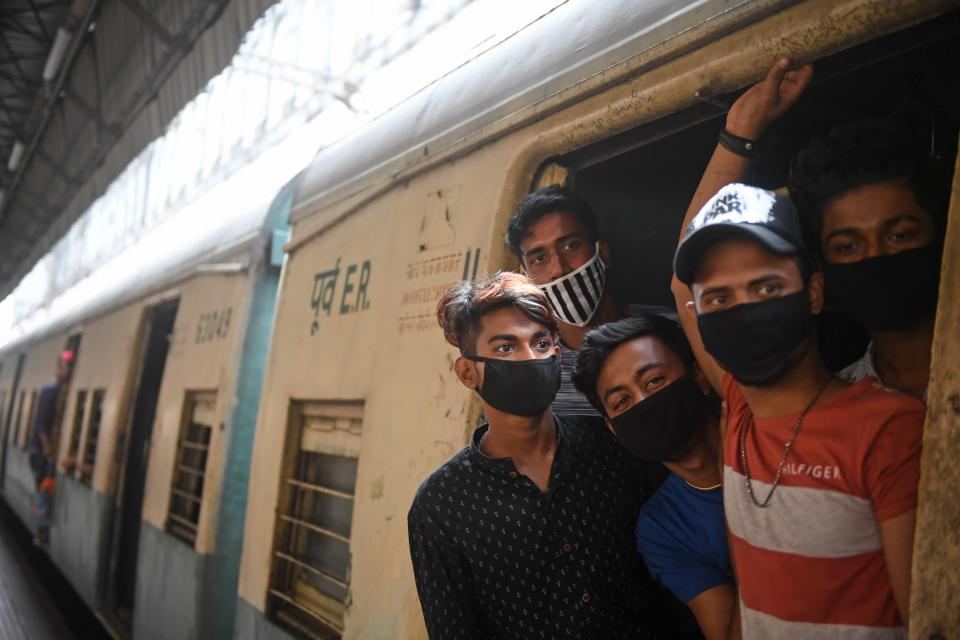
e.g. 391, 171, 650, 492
27, 0, 56, 43
116, 0, 187, 50
0, 30, 32, 90
0, 12, 51, 46
34, 147, 80, 186
0, 67, 41, 91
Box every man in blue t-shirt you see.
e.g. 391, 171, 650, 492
573, 315, 737, 639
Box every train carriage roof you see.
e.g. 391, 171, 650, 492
291, 0, 765, 222
0, 167, 298, 355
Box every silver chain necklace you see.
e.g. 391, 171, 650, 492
740, 377, 832, 508
479, 421, 560, 453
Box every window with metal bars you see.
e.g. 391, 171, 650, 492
22, 390, 37, 449
64, 389, 88, 475
79, 390, 104, 484
268, 401, 362, 640
166, 391, 216, 546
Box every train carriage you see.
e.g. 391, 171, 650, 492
236, 1, 960, 639
0, 177, 295, 639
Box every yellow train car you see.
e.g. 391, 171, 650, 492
235, 1, 960, 639
0, 180, 295, 639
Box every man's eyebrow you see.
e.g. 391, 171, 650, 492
487, 334, 518, 344
601, 362, 665, 403
881, 214, 924, 230
522, 233, 583, 259
747, 274, 786, 287
825, 227, 861, 242
522, 245, 545, 259
602, 384, 628, 404
635, 362, 665, 377
530, 329, 551, 341
699, 285, 730, 298
826, 215, 924, 242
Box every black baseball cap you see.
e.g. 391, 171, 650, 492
674, 183, 806, 285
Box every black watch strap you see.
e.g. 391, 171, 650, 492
718, 128, 757, 158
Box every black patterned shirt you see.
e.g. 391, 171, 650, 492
408, 415, 667, 639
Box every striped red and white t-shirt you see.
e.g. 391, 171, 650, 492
722, 374, 924, 639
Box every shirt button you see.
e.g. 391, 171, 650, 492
508, 471, 518, 479
562, 543, 572, 553
581, 591, 590, 603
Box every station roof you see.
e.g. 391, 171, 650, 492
0, 0, 275, 301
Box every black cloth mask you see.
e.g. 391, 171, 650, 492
697, 291, 813, 387
824, 244, 941, 331
466, 355, 561, 417
610, 375, 711, 462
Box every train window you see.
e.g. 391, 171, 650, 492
79, 389, 105, 485
166, 391, 216, 546
64, 389, 89, 475
268, 400, 363, 640
21, 390, 38, 449
558, 15, 958, 370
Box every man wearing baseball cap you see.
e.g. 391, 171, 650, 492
670, 181, 924, 638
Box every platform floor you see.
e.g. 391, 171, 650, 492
0, 510, 75, 639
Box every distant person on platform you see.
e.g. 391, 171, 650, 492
505, 186, 628, 416
29, 349, 74, 546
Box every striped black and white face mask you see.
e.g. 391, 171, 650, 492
538, 243, 606, 327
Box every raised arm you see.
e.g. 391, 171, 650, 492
671, 58, 814, 395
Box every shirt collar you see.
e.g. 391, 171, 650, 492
467, 416, 572, 479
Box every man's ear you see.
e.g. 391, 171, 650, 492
691, 364, 712, 396
684, 299, 698, 318
807, 271, 825, 315
598, 240, 611, 268
603, 416, 616, 434
453, 356, 480, 390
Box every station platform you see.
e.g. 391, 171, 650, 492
0, 499, 107, 639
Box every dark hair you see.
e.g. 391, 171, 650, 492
505, 185, 599, 261
436, 271, 558, 355
789, 119, 951, 255
572, 314, 694, 414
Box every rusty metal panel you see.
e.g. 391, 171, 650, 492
910, 139, 960, 639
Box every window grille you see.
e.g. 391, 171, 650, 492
65, 390, 88, 474
268, 401, 362, 640
79, 390, 104, 484
166, 391, 216, 546
22, 390, 37, 449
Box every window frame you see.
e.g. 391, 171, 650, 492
267, 400, 363, 640
165, 390, 217, 547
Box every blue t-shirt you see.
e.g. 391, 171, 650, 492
635, 472, 732, 603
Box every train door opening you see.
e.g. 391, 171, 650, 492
111, 299, 179, 626
555, 12, 959, 372
0, 353, 26, 489
53, 333, 83, 465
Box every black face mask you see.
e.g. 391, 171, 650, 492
610, 375, 711, 462
824, 244, 941, 331
466, 355, 561, 417
697, 291, 813, 387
